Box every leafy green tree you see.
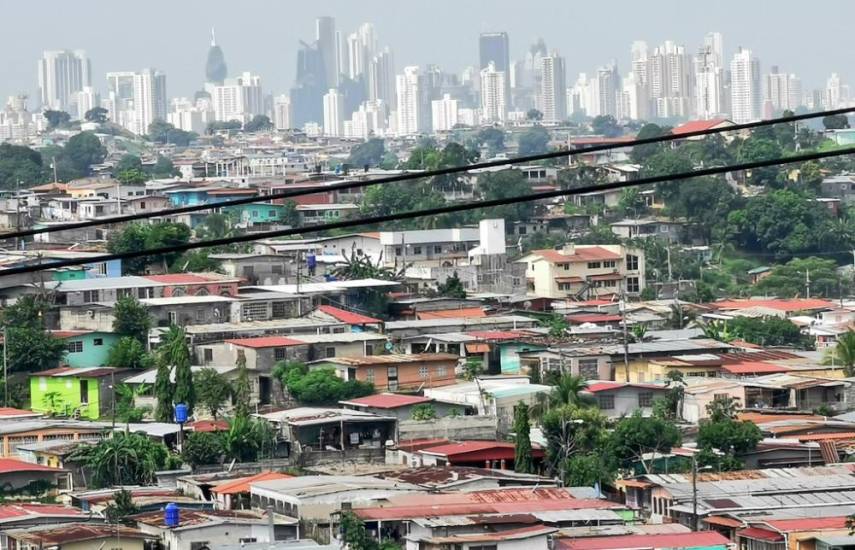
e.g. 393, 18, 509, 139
149, 119, 196, 146
104, 489, 139, 525
475, 127, 506, 156
799, 161, 824, 190
662, 177, 737, 244
1, 295, 66, 373
244, 115, 273, 132
195, 368, 232, 419
108, 222, 193, 274
151, 156, 179, 178
332, 249, 403, 281
207, 120, 243, 133
477, 169, 534, 221
630, 123, 668, 163
114, 383, 150, 423
437, 272, 467, 298
347, 138, 386, 167
517, 126, 551, 156
114, 154, 143, 175
43, 110, 71, 129
232, 352, 252, 418
0, 142, 44, 189
541, 405, 610, 484
564, 453, 615, 487
221, 414, 276, 462
835, 331, 855, 376
695, 396, 761, 470
513, 403, 534, 474
274, 363, 373, 405
63, 132, 107, 176
340, 511, 380, 550
728, 316, 807, 347
70, 431, 173, 487
411, 403, 437, 421
755, 256, 840, 298
117, 169, 148, 185
541, 314, 570, 339
591, 115, 621, 137
113, 296, 151, 345
617, 187, 648, 218
165, 327, 195, 416
84, 107, 109, 124
108, 337, 150, 370
823, 114, 850, 130
360, 179, 446, 230
153, 355, 174, 423
526, 109, 543, 121
643, 149, 694, 184
182, 431, 224, 466
736, 137, 783, 186
608, 412, 681, 473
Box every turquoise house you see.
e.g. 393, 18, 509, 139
499, 342, 547, 374
223, 202, 287, 226
56, 331, 120, 368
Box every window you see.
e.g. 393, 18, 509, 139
604, 260, 616, 268
413, 246, 422, 255
558, 283, 571, 291
365, 344, 374, 355
117, 288, 132, 299
93, 338, 103, 346
518, 226, 527, 235
638, 392, 653, 408
387, 366, 398, 391
269, 210, 277, 218
562, 263, 570, 271
626, 276, 640, 293
203, 349, 213, 363
138, 287, 152, 299
365, 368, 374, 383
597, 394, 615, 410
272, 264, 283, 275
325, 347, 336, 358
195, 309, 205, 322
713, 393, 730, 402
578, 359, 599, 380
419, 366, 429, 379
67, 341, 83, 353
274, 347, 288, 361
251, 210, 259, 217
470, 545, 498, 550
139, 201, 146, 209
660, 225, 669, 233
436, 365, 447, 377
168, 311, 178, 325
587, 261, 601, 269
626, 254, 639, 271
395, 247, 402, 256
242, 303, 269, 321
82, 290, 99, 303
434, 245, 442, 254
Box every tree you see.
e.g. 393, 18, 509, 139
542, 314, 569, 339
149, 119, 196, 146
755, 257, 841, 298
1, 295, 66, 373
630, 123, 668, 163
823, 114, 850, 130
736, 137, 783, 186
799, 161, 824, 190
835, 331, 855, 376
696, 397, 762, 469
662, 177, 737, 244
591, 115, 621, 138
114, 383, 150, 423
347, 138, 386, 168
0, 142, 44, 189
206, 120, 243, 133
114, 154, 143, 175
221, 414, 276, 462
476, 127, 506, 156
244, 114, 273, 132
70, 431, 173, 488
477, 169, 534, 221
513, 403, 534, 474
43, 110, 71, 130
274, 362, 373, 405
113, 297, 151, 345
182, 431, 224, 467
526, 109, 543, 122
232, 353, 252, 418
728, 316, 807, 348
541, 405, 611, 484
195, 368, 232, 419
104, 489, 139, 525
608, 412, 681, 473
108, 337, 150, 370
117, 169, 148, 185
549, 374, 592, 407
63, 132, 107, 176
517, 126, 551, 156
411, 403, 437, 421
437, 272, 467, 298
151, 156, 179, 178
564, 453, 615, 487
166, 327, 195, 416
340, 511, 380, 550
108, 222, 193, 274
84, 107, 109, 124
153, 357, 174, 423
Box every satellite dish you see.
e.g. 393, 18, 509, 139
384, 341, 394, 352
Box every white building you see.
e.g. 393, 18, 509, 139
131, 69, 167, 135
322, 88, 344, 137
540, 53, 567, 123
648, 41, 693, 118
764, 66, 800, 114
212, 72, 263, 123
368, 47, 395, 104
38, 50, 91, 112
167, 97, 213, 134
694, 33, 726, 120
826, 73, 849, 110
74, 86, 100, 121
396, 66, 427, 135
730, 48, 762, 124
480, 62, 507, 124
431, 94, 458, 132
595, 62, 619, 119
273, 94, 292, 130
348, 100, 386, 139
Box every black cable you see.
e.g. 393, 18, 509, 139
3, 145, 854, 279
3, 106, 854, 241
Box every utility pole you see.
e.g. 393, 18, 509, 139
666, 246, 672, 282
692, 453, 699, 531
805, 268, 811, 299
620, 287, 630, 382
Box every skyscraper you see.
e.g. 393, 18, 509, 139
316, 16, 338, 89
38, 50, 91, 112
368, 47, 395, 105
648, 41, 693, 118
323, 88, 344, 136
431, 94, 459, 132
213, 72, 263, 123
826, 73, 849, 109
131, 69, 167, 135
540, 53, 566, 124
480, 62, 507, 124
694, 33, 726, 119
595, 62, 620, 119
205, 28, 228, 85
480, 32, 510, 108
273, 95, 292, 130
730, 48, 762, 123
290, 41, 327, 127
396, 66, 428, 135
765, 65, 793, 113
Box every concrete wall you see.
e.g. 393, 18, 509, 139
398, 415, 498, 442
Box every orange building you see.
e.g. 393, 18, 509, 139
312, 353, 459, 391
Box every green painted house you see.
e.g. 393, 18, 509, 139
30, 367, 128, 420
55, 331, 120, 368
223, 202, 287, 226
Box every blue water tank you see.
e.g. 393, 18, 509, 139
164, 503, 179, 527
306, 253, 317, 269
174, 403, 188, 424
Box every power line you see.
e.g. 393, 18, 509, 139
3, 144, 855, 279
2, 106, 854, 242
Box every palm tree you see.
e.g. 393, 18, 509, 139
70, 432, 164, 488
630, 323, 649, 343
551, 375, 593, 407
331, 249, 405, 281
668, 304, 696, 329
701, 320, 735, 342
835, 330, 855, 376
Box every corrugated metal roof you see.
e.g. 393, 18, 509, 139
558, 531, 730, 550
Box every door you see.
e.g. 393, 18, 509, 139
387, 366, 398, 391
80, 380, 90, 405
259, 376, 271, 405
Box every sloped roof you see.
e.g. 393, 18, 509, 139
340, 393, 431, 409
316, 305, 381, 324
671, 118, 733, 135
212, 471, 293, 495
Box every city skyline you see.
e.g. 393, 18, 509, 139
3, 0, 855, 104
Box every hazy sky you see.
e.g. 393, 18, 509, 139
5, 0, 855, 103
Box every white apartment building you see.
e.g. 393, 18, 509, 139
431, 94, 458, 132
348, 100, 386, 139
212, 72, 263, 123
480, 62, 507, 124
38, 50, 91, 112
596, 63, 619, 119
694, 34, 726, 120
322, 89, 344, 137
540, 54, 567, 123
730, 48, 762, 124
648, 41, 693, 118
131, 69, 167, 135
517, 244, 645, 299
396, 66, 427, 135
167, 97, 213, 134
273, 95, 292, 130
74, 86, 100, 121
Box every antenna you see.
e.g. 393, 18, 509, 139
211, 27, 216, 47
